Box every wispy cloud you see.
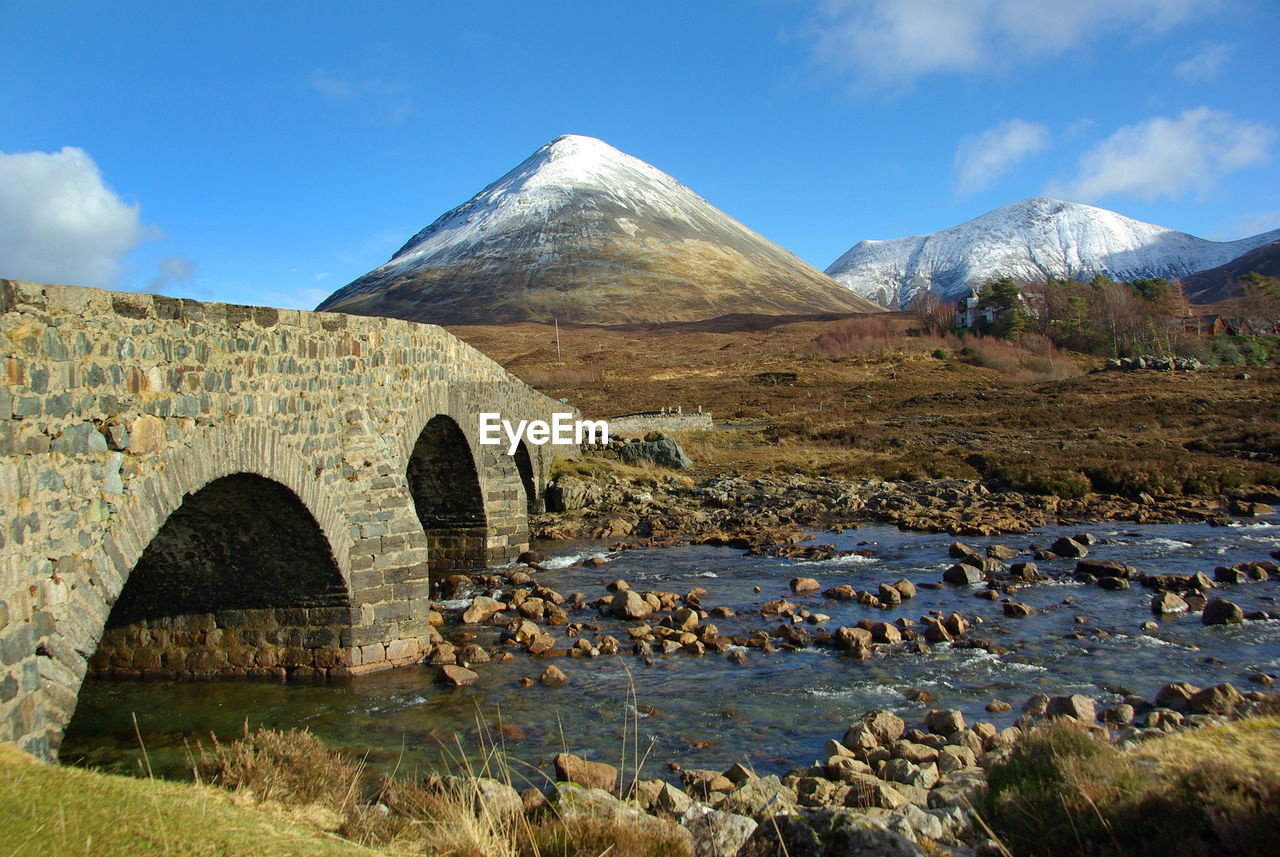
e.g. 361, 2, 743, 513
308, 70, 413, 122
0, 146, 146, 288
953, 119, 1049, 196
807, 0, 1215, 91
145, 254, 197, 294
1174, 43, 1235, 83
1048, 107, 1274, 202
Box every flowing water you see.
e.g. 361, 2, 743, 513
62, 520, 1280, 786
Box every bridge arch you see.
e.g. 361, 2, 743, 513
406, 413, 489, 573
43, 424, 361, 755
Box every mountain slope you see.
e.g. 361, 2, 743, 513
1180, 240, 1280, 303
319, 135, 881, 324
825, 198, 1280, 310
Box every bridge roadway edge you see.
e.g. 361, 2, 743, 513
0, 280, 572, 759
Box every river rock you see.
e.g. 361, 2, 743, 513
878, 583, 903, 605
540, 665, 570, 688
1097, 576, 1129, 591
652, 780, 694, 816
1046, 694, 1095, 722
1152, 592, 1189, 615
1077, 559, 1130, 578
681, 804, 758, 857
791, 577, 822, 593
462, 595, 504, 623
554, 752, 617, 792
1009, 561, 1039, 579
1189, 683, 1245, 715
943, 563, 984, 585
682, 769, 736, 800
1203, 598, 1244, 625
937, 745, 977, 773
613, 590, 653, 620
858, 620, 901, 644
719, 774, 797, 820
862, 709, 906, 744
1100, 703, 1136, 725
1214, 566, 1248, 584
1003, 602, 1034, 618
1051, 536, 1089, 558
949, 542, 984, 561
1155, 682, 1200, 711
438, 664, 478, 687
922, 618, 951, 643
892, 579, 917, 599
824, 584, 857, 600
925, 709, 966, 735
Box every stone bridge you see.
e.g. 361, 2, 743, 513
0, 280, 572, 759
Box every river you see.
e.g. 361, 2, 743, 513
62, 519, 1280, 787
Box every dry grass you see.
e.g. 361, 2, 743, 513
448, 315, 1280, 500
984, 716, 1280, 857
0, 741, 377, 857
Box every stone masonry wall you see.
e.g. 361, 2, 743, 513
609, 411, 713, 438
0, 280, 570, 758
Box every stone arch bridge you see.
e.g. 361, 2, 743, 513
0, 280, 571, 758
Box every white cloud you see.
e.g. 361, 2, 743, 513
1048, 107, 1274, 202
1174, 43, 1235, 83
953, 119, 1049, 196
145, 254, 197, 294
809, 0, 1214, 89
0, 146, 146, 288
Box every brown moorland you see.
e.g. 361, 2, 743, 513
448, 313, 1280, 501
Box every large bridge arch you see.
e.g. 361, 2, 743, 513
0, 280, 571, 759
38, 423, 364, 755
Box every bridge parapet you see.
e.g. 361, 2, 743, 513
0, 280, 568, 758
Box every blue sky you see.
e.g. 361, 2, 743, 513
2, 0, 1278, 309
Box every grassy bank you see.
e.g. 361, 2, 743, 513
984, 714, 1280, 856
11, 709, 1280, 856
0, 742, 376, 857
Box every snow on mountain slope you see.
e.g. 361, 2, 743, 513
825, 198, 1280, 310
319, 135, 880, 324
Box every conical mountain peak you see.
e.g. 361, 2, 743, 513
320, 137, 881, 324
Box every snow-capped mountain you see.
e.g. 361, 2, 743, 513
825, 198, 1280, 310
319, 135, 881, 324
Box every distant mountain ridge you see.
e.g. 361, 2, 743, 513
318, 135, 881, 325
1180, 241, 1280, 304
825, 198, 1280, 309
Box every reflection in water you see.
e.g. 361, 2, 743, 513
63, 521, 1280, 783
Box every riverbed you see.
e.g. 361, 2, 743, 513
62, 520, 1280, 786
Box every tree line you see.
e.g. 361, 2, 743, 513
911, 271, 1280, 361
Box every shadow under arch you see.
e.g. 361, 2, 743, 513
513, 440, 541, 514
84, 472, 353, 683
406, 414, 489, 573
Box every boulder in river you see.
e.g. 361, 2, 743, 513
1203, 598, 1244, 625
943, 563, 984, 585
1152, 592, 1189, 615
1051, 536, 1089, 558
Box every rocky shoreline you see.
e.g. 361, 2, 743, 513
421, 685, 1278, 857
534, 469, 1275, 548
